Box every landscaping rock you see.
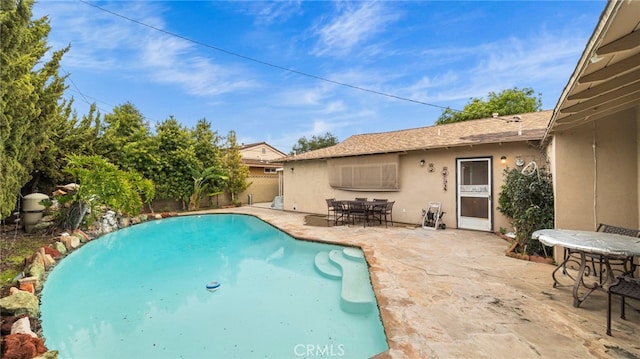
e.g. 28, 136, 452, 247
100, 210, 119, 234
53, 241, 67, 255
1, 314, 28, 335
11, 317, 37, 338
43, 246, 61, 259
18, 282, 34, 294
35, 351, 59, 359
119, 216, 130, 228
60, 235, 80, 250
18, 276, 39, 290
1, 333, 47, 359
0, 290, 40, 317
26, 263, 45, 282
33, 221, 54, 231
73, 229, 91, 242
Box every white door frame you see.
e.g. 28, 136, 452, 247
456, 157, 493, 231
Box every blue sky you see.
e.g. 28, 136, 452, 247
34, 1, 605, 153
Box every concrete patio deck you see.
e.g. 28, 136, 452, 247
192, 205, 640, 358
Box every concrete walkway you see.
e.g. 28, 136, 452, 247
191, 205, 640, 358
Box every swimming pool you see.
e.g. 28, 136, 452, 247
40, 214, 388, 358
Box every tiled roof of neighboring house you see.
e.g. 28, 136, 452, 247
280, 110, 552, 162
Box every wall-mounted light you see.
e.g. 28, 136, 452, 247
419, 159, 425, 167
500, 156, 507, 164
290, 167, 294, 172
428, 163, 435, 172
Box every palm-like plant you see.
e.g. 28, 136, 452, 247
189, 166, 228, 211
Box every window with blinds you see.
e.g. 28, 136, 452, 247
327, 154, 399, 191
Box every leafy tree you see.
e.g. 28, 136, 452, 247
436, 87, 542, 125
97, 102, 157, 178
290, 132, 338, 155
498, 166, 554, 256
152, 116, 198, 208
0, 0, 69, 218
222, 130, 250, 204
60, 155, 154, 230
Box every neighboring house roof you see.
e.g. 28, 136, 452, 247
280, 110, 552, 162
239, 142, 287, 157
239, 141, 286, 167
545, 0, 640, 142
243, 158, 282, 167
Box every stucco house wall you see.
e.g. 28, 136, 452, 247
542, 0, 640, 242
283, 141, 546, 231
550, 107, 639, 231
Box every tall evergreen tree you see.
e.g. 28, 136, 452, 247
152, 116, 198, 208
222, 130, 250, 204
191, 118, 222, 171
27, 101, 101, 194
0, 0, 69, 218
97, 102, 157, 178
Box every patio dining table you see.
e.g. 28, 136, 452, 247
532, 229, 640, 307
332, 200, 387, 227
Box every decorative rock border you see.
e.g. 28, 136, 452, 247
0, 211, 178, 359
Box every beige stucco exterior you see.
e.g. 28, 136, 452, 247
548, 107, 639, 231
238, 167, 281, 204
282, 141, 546, 231
237, 142, 285, 205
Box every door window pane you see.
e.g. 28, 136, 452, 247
461, 161, 489, 185
460, 197, 489, 218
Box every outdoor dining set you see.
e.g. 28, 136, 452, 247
326, 198, 394, 228
532, 224, 640, 336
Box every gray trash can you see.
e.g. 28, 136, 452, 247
247, 194, 253, 205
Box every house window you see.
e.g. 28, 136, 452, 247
328, 154, 399, 191
264, 168, 277, 174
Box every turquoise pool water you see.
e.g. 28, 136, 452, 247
40, 214, 388, 358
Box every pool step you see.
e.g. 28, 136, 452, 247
314, 251, 342, 279
315, 248, 373, 314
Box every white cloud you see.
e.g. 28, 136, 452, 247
248, 1, 303, 26
311, 2, 401, 57
36, 1, 257, 98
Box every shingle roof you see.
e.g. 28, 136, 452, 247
280, 110, 552, 162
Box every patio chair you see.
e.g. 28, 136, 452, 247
607, 275, 640, 336
379, 201, 395, 227
348, 200, 368, 227
593, 224, 640, 279
564, 223, 640, 282
373, 198, 388, 202
325, 198, 336, 220
331, 200, 349, 226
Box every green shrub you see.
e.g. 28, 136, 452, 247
498, 164, 554, 256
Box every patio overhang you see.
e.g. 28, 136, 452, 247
544, 0, 640, 142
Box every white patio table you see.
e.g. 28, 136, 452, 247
532, 229, 640, 307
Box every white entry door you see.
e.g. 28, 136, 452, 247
457, 158, 492, 231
